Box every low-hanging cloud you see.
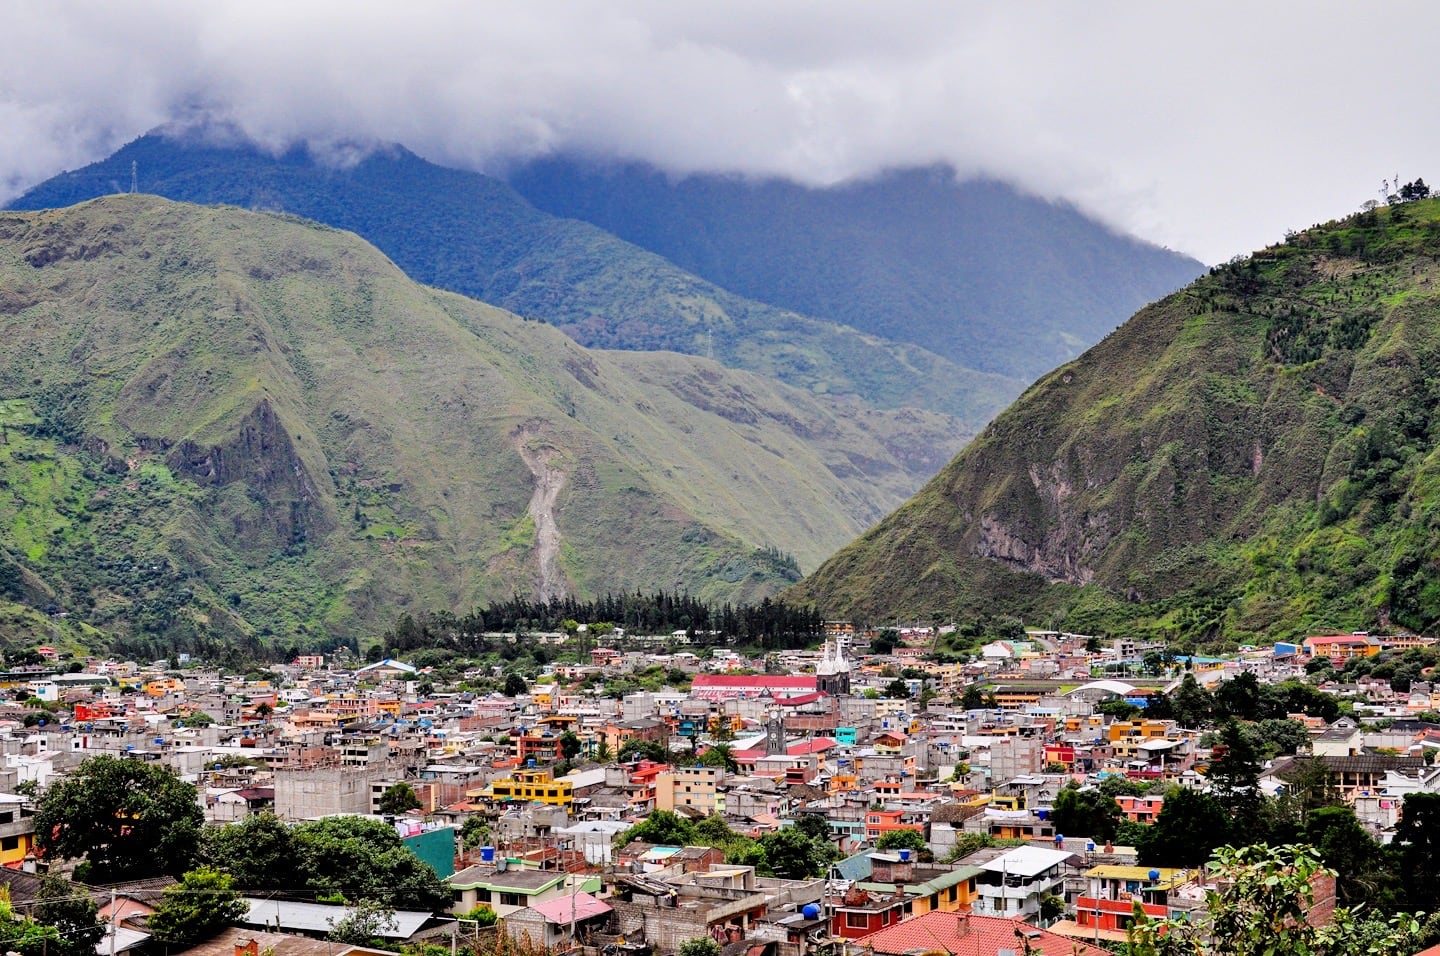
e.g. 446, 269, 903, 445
2, 0, 1437, 263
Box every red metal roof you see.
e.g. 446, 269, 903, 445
787, 738, 835, 755
776, 691, 828, 706
855, 911, 1109, 956
691, 675, 818, 689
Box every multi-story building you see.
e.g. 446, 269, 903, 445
971, 846, 1071, 920
654, 765, 721, 815
482, 769, 575, 808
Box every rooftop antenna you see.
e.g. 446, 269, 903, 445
130, 161, 138, 194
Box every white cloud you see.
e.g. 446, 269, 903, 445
1, 0, 1436, 262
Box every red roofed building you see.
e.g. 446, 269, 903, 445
856, 910, 1109, 956
1302, 633, 1382, 661
689, 674, 818, 701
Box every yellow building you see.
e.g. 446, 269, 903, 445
476, 770, 574, 807
0, 796, 35, 868
910, 867, 982, 914
1108, 719, 1180, 761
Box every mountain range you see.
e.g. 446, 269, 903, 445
8, 134, 1018, 431
0, 196, 959, 652
10, 131, 1204, 429
507, 157, 1206, 380
792, 197, 1440, 646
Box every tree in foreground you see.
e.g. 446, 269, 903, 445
148, 867, 249, 945
200, 812, 303, 890
34, 874, 102, 956
202, 814, 449, 911
1138, 787, 1231, 867
327, 899, 397, 946
758, 827, 834, 880
1126, 843, 1435, 956
1393, 790, 1440, 912
34, 754, 204, 881
293, 816, 450, 911
0, 893, 61, 956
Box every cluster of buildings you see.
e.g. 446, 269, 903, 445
0, 626, 1438, 955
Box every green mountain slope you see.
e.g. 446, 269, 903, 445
0, 196, 961, 653
791, 198, 1440, 645
507, 158, 1206, 380
7, 133, 1016, 428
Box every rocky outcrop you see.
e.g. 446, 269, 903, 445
168, 400, 330, 553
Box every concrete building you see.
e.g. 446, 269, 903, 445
971, 846, 1071, 919
654, 765, 722, 815
274, 766, 377, 819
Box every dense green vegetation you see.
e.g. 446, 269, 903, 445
615, 810, 838, 880
201, 813, 451, 910
508, 158, 1204, 381
0, 196, 964, 650
34, 755, 204, 881
383, 592, 822, 656
8, 133, 1015, 427
794, 196, 1440, 647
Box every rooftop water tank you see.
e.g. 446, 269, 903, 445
481, 846, 496, 863
801, 904, 821, 920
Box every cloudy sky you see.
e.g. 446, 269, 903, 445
2, 1, 1435, 263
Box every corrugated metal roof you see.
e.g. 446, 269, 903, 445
242, 899, 431, 939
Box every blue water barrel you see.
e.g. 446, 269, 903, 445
481, 846, 496, 863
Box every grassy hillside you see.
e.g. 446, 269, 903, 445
8, 133, 1016, 428
507, 159, 1205, 380
0, 196, 961, 653
791, 197, 1440, 646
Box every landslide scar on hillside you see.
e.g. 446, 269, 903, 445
512, 425, 567, 602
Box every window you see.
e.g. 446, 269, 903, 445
500, 893, 522, 907
844, 912, 869, 930
1, 836, 20, 851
